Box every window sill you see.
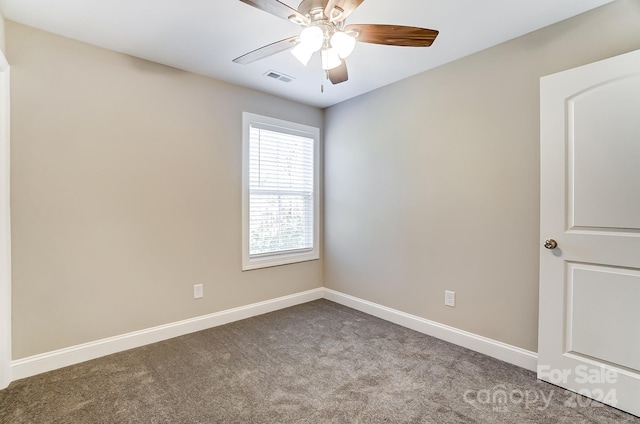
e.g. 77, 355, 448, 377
242, 251, 319, 271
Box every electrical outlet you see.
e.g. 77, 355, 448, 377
193, 284, 204, 299
445, 290, 456, 307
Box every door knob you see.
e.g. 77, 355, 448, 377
544, 239, 558, 249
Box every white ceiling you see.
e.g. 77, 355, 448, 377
0, 0, 613, 108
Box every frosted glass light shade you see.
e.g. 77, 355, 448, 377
321, 48, 341, 70
299, 26, 324, 52
291, 43, 313, 66
330, 31, 356, 59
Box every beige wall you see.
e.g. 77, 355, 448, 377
7, 22, 324, 359
324, 0, 640, 352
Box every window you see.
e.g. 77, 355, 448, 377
242, 112, 320, 270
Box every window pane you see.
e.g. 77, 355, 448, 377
248, 125, 315, 257
249, 194, 313, 255
249, 128, 314, 193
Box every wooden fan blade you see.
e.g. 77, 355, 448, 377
238, 0, 308, 24
345, 24, 439, 47
233, 36, 298, 65
325, 0, 365, 23
328, 61, 348, 84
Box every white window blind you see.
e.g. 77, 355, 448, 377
249, 124, 314, 256
242, 113, 319, 270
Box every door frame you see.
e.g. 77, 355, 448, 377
0, 49, 11, 389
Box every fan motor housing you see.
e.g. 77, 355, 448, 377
297, 0, 327, 15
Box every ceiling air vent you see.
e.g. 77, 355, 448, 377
264, 70, 295, 83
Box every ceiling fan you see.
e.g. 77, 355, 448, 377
233, 0, 439, 85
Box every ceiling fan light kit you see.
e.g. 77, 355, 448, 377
289, 22, 357, 70
290, 42, 314, 66
321, 47, 342, 70
234, 0, 439, 85
330, 30, 357, 58
299, 25, 324, 52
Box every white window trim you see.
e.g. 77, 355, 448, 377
242, 112, 320, 271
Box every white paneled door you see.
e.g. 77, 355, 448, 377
539, 49, 640, 417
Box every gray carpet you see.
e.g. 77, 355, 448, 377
0, 299, 638, 423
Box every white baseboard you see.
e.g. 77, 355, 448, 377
11, 288, 324, 382
323, 288, 538, 372
9, 286, 537, 384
